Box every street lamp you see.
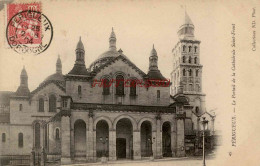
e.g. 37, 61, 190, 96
200, 117, 208, 166
147, 137, 155, 160
99, 137, 108, 158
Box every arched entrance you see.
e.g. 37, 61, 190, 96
140, 121, 152, 157
74, 119, 86, 157
162, 122, 172, 157
96, 120, 109, 158
116, 118, 133, 159
34, 122, 41, 149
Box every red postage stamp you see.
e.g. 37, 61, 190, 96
6, 2, 53, 55
7, 3, 42, 44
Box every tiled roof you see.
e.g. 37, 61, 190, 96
68, 64, 90, 76
15, 86, 30, 97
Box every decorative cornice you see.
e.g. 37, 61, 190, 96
72, 103, 175, 114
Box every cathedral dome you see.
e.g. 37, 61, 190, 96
98, 49, 120, 59
89, 28, 128, 71
40, 56, 65, 87
43, 73, 65, 83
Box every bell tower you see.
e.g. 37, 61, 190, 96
171, 11, 205, 114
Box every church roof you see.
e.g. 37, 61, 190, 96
92, 54, 146, 78
31, 80, 66, 96
68, 64, 90, 76
147, 70, 166, 80
15, 86, 30, 96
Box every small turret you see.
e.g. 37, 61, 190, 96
75, 37, 85, 65
56, 55, 62, 74
109, 27, 117, 50
15, 66, 30, 96
149, 44, 158, 71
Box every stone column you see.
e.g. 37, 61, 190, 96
86, 111, 94, 162
171, 130, 177, 157
61, 116, 71, 164
176, 117, 185, 157
155, 116, 162, 159
109, 130, 116, 161
70, 122, 74, 160
40, 124, 44, 149
133, 130, 141, 160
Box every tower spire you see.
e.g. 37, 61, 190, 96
15, 66, 30, 96
149, 44, 158, 71
56, 55, 62, 74
178, 10, 194, 39
109, 27, 116, 50
75, 36, 85, 65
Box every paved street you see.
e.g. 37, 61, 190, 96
62, 157, 216, 166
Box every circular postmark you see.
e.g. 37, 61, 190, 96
6, 10, 53, 55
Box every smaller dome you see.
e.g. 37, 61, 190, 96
76, 37, 84, 51
98, 49, 120, 60
44, 73, 65, 83
40, 73, 65, 87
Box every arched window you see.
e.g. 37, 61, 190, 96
194, 57, 197, 64
49, 95, 56, 112
39, 98, 44, 112
78, 85, 82, 95
182, 45, 186, 52
195, 107, 200, 114
103, 78, 110, 95
189, 84, 193, 91
55, 128, 60, 140
34, 123, 40, 148
189, 56, 191, 63
189, 46, 192, 52
182, 56, 186, 63
157, 90, 160, 99
130, 80, 137, 96
194, 46, 197, 53
196, 84, 200, 92
18, 133, 23, 147
116, 75, 124, 96
2, 133, 6, 142
19, 104, 23, 111
196, 70, 199, 77
189, 69, 192, 76
183, 69, 186, 76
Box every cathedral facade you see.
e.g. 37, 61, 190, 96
0, 12, 215, 165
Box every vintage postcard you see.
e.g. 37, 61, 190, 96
0, 0, 259, 166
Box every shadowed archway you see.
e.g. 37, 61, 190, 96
74, 119, 86, 158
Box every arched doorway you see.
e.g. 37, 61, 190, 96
74, 119, 86, 157
116, 118, 133, 159
162, 122, 172, 157
34, 122, 41, 149
96, 120, 109, 158
140, 121, 152, 157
